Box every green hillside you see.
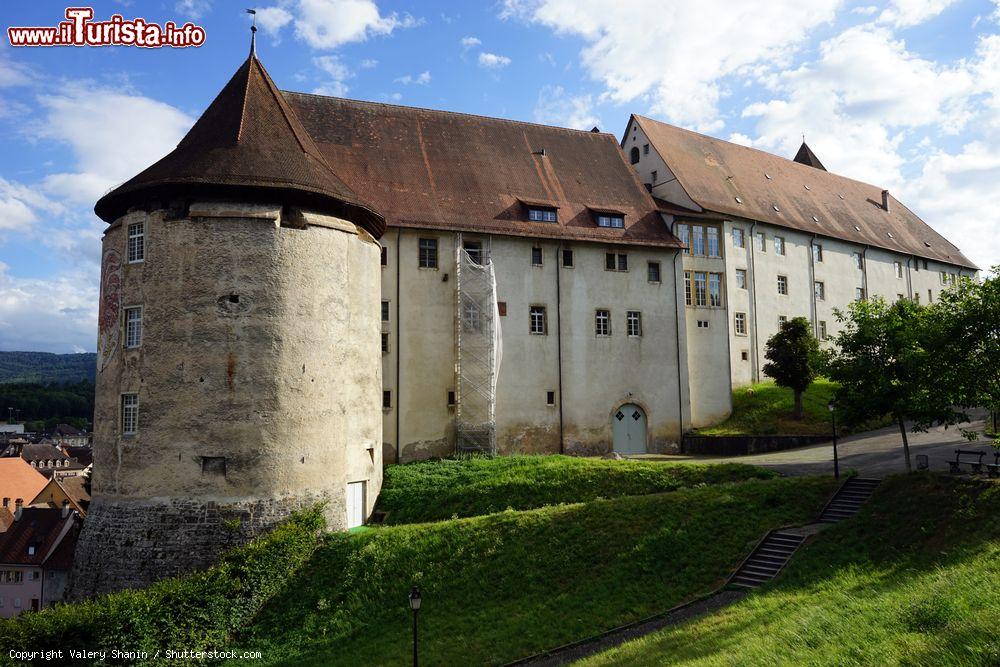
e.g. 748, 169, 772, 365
0, 351, 96, 384
578, 474, 1000, 666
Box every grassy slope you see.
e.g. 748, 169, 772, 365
578, 474, 1000, 667
696, 378, 890, 436
231, 477, 835, 666
377, 455, 777, 524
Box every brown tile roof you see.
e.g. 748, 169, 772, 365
0, 508, 77, 567
0, 459, 48, 506
283, 94, 682, 248
793, 141, 827, 171
633, 115, 976, 269
0, 508, 12, 533
95, 55, 385, 239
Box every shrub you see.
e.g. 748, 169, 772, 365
0, 508, 325, 664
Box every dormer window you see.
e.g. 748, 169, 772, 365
596, 213, 625, 228
527, 208, 557, 223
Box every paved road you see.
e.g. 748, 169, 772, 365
638, 416, 995, 477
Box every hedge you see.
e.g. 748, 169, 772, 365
0, 508, 325, 665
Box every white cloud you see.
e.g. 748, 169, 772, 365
259, 0, 420, 50
533, 85, 599, 130
394, 71, 431, 85
360, 58, 378, 68
0, 178, 62, 232
255, 6, 294, 37
502, 0, 839, 131
0, 264, 99, 353
175, 0, 212, 19
878, 0, 959, 27
461, 36, 482, 48
31, 85, 193, 204
312, 54, 353, 96
478, 52, 512, 69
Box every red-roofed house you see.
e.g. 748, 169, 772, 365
0, 506, 81, 616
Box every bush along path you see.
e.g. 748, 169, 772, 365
509, 476, 883, 666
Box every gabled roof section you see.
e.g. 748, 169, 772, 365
95, 55, 385, 238
0, 458, 48, 504
282, 94, 682, 248
0, 508, 78, 567
633, 115, 976, 269
793, 141, 826, 171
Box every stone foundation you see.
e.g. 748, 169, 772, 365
68, 493, 324, 600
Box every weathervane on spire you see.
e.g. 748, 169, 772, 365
246, 9, 257, 56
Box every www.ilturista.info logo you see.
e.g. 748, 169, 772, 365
7, 7, 206, 48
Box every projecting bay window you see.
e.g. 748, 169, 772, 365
121, 393, 138, 435
127, 221, 145, 263
418, 238, 438, 268
734, 312, 747, 336
691, 225, 705, 255
529, 305, 547, 335
595, 309, 611, 336
684, 271, 721, 307
626, 311, 642, 337
124, 306, 142, 348
706, 227, 720, 257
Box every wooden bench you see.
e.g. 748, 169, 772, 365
950, 449, 986, 474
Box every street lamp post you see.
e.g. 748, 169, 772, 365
408, 586, 421, 667
828, 401, 839, 480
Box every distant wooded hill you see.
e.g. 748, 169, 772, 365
0, 351, 97, 384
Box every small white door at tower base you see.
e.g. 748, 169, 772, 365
346, 481, 366, 529
612, 403, 647, 455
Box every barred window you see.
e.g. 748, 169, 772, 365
127, 222, 145, 263
121, 393, 138, 435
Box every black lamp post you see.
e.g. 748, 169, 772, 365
408, 586, 421, 666
828, 401, 839, 480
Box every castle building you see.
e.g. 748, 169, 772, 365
71, 49, 385, 597
624, 115, 978, 391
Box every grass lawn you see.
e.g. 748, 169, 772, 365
695, 378, 890, 436
577, 474, 1000, 666
376, 455, 778, 524
229, 476, 836, 666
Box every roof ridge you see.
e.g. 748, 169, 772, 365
633, 114, 890, 193
281, 89, 616, 138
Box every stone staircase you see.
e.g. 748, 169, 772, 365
818, 477, 882, 523
728, 531, 805, 589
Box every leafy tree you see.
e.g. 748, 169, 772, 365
762, 317, 821, 420
925, 269, 1000, 444
825, 297, 964, 472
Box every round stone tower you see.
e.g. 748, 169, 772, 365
70, 50, 385, 598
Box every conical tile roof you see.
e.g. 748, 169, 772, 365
95, 54, 384, 238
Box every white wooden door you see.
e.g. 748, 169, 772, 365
346, 481, 366, 529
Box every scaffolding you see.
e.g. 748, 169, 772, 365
454, 233, 502, 454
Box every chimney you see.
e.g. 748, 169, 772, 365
881, 189, 890, 213
14, 499, 23, 521
61, 500, 71, 519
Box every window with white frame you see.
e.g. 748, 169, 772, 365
462, 300, 482, 332
812, 244, 823, 263
853, 252, 863, 270
708, 273, 722, 307
778, 315, 788, 326
733, 228, 745, 248
696, 320, 710, 329
894, 261, 903, 278
418, 238, 438, 268
818, 321, 828, 340
756, 231, 766, 252
856, 287, 866, 300
677, 224, 690, 254
595, 309, 611, 336
707, 227, 720, 257
529, 306, 547, 335
735, 269, 747, 289
684, 272, 692, 305
814, 281, 825, 300
121, 393, 138, 435
528, 208, 558, 223
626, 311, 642, 337
124, 307, 142, 348
774, 236, 785, 255
777, 275, 789, 295
127, 222, 145, 263
596, 213, 624, 228
735, 311, 747, 336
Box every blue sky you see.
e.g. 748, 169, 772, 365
1, 0, 998, 352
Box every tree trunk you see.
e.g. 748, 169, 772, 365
898, 417, 912, 473
793, 390, 804, 420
